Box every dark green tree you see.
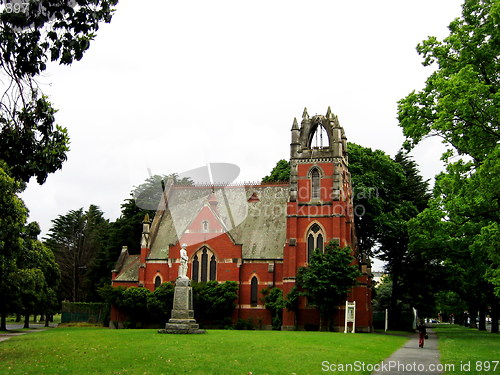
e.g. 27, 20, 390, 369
347, 143, 406, 257
435, 291, 467, 323
296, 241, 360, 331
192, 281, 238, 327
147, 282, 175, 323
262, 160, 290, 183
119, 286, 152, 326
133, 173, 193, 211
372, 277, 392, 312
17, 222, 60, 328
0, 162, 27, 330
347, 144, 431, 328
15, 268, 45, 328
97, 284, 126, 307
377, 152, 431, 328
261, 287, 285, 330
45, 205, 108, 302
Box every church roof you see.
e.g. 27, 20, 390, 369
113, 254, 140, 282
148, 184, 289, 260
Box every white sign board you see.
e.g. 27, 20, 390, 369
344, 301, 356, 333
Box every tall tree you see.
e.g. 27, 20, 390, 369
17, 222, 60, 328
0, 165, 60, 330
45, 205, 108, 302
296, 241, 360, 331
347, 144, 432, 328
347, 143, 406, 258
377, 152, 432, 328
0, 162, 27, 330
398, 0, 499, 331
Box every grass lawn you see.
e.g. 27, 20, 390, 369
434, 324, 500, 375
0, 328, 407, 375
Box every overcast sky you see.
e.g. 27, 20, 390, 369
21, 1, 464, 258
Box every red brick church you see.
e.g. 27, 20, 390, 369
111, 107, 373, 331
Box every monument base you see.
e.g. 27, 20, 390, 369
158, 318, 205, 334
158, 277, 205, 334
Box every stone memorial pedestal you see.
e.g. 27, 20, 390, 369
158, 277, 205, 334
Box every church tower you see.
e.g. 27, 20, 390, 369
282, 107, 372, 331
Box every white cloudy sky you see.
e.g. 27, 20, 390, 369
21, 0, 463, 248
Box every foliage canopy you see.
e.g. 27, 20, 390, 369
296, 241, 360, 329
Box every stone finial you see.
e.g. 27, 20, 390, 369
326, 106, 334, 120
302, 107, 309, 120
291, 117, 299, 130
141, 215, 151, 248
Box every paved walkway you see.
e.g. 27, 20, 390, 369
372, 328, 442, 375
0, 323, 54, 343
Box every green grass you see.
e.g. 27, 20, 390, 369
0, 328, 407, 375
434, 324, 500, 375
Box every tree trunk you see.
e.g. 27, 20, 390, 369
15, 313, 21, 322
389, 270, 402, 330
478, 308, 486, 331
23, 314, 30, 329
44, 315, 50, 327
0, 312, 7, 331
491, 303, 499, 334
469, 308, 478, 329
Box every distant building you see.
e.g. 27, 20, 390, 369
111, 108, 373, 331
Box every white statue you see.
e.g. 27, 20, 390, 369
178, 243, 189, 279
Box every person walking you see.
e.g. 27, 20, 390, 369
417, 320, 427, 348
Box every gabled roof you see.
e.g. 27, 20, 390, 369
148, 184, 289, 260
113, 254, 140, 282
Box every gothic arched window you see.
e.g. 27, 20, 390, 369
250, 276, 258, 307
311, 168, 321, 200
191, 247, 217, 282
307, 223, 325, 262
154, 276, 161, 290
